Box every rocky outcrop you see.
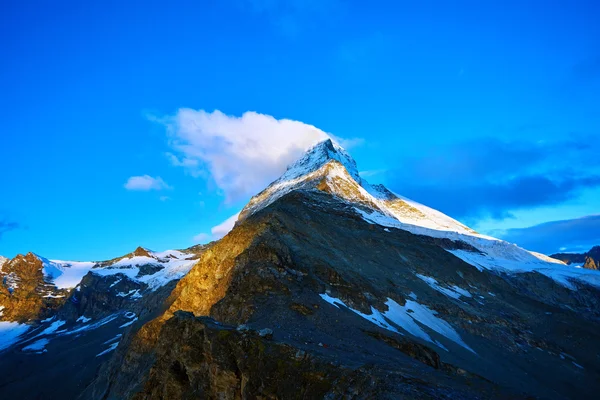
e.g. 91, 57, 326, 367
551, 245, 600, 270
584, 246, 600, 270
584, 256, 599, 270
0, 253, 67, 322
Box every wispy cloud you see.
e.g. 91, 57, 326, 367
493, 215, 600, 254
238, 0, 340, 37
124, 175, 172, 191
0, 218, 20, 240
192, 232, 211, 243
155, 109, 358, 203
211, 212, 240, 239
193, 212, 240, 244
359, 169, 386, 179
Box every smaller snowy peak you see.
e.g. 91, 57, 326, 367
3, 246, 206, 292
131, 246, 152, 258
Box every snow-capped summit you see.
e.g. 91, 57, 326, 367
236, 138, 600, 290
240, 138, 477, 237
278, 138, 361, 183
238, 138, 362, 220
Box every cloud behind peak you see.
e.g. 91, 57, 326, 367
159, 109, 348, 203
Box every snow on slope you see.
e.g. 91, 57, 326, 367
0, 321, 30, 351
39, 249, 198, 291
320, 293, 474, 353
40, 257, 97, 289
239, 139, 600, 289
91, 251, 197, 290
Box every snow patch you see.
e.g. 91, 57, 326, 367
449, 249, 600, 290
103, 334, 122, 345
32, 320, 66, 339
0, 322, 30, 351
22, 338, 50, 353
77, 315, 91, 323
416, 274, 471, 299
40, 257, 96, 289
119, 317, 138, 328
61, 314, 119, 336
319, 293, 474, 353
96, 342, 118, 357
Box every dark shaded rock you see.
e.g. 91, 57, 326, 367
549, 252, 586, 264
131, 312, 509, 400
136, 263, 164, 277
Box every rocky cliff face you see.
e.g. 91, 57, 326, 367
0, 253, 68, 322
584, 255, 599, 270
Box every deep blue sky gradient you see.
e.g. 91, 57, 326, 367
1, 0, 599, 258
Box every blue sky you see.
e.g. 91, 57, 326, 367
1, 0, 599, 260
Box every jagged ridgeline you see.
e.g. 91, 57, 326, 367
1, 139, 600, 399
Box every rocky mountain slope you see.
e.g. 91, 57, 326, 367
2, 139, 600, 399
551, 246, 600, 270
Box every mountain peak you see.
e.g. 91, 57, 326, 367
132, 246, 152, 257
238, 138, 475, 239
238, 139, 362, 221
277, 138, 360, 184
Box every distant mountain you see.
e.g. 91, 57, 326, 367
550, 245, 600, 270
2, 139, 600, 399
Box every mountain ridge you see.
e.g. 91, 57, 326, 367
551, 245, 600, 270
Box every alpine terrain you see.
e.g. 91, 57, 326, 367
1, 139, 600, 399
551, 246, 600, 270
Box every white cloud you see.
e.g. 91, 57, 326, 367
359, 169, 386, 179
192, 211, 240, 244
211, 212, 240, 239
124, 175, 172, 191
192, 233, 211, 243
158, 109, 358, 203
159, 196, 171, 201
